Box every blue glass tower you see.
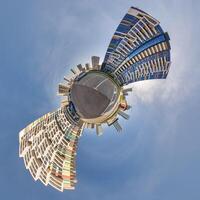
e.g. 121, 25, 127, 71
101, 7, 171, 86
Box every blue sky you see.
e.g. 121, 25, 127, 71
0, 0, 200, 199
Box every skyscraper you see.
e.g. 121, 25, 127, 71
101, 7, 171, 85
19, 7, 171, 191
19, 107, 83, 191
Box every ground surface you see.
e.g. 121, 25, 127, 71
70, 72, 119, 119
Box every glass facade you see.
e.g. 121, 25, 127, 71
101, 7, 171, 86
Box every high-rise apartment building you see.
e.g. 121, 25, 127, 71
101, 7, 171, 86
19, 107, 83, 191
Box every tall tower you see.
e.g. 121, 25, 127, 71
19, 107, 83, 191
101, 7, 171, 86
19, 7, 171, 191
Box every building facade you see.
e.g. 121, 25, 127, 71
19, 106, 83, 191
101, 7, 171, 85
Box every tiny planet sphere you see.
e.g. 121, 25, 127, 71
70, 71, 120, 120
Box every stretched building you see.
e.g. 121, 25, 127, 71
19, 107, 83, 191
19, 7, 171, 192
101, 7, 171, 85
